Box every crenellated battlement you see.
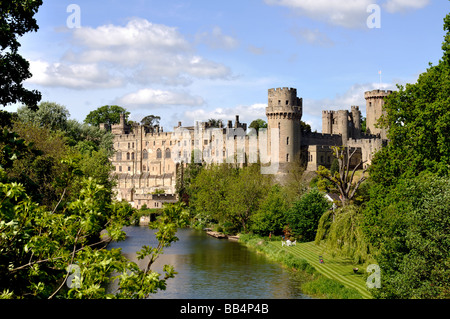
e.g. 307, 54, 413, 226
365, 89, 393, 99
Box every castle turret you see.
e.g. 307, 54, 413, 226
365, 89, 392, 139
266, 87, 303, 166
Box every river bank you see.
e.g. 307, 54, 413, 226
238, 234, 369, 299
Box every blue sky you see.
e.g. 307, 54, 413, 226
8, 0, 449, 131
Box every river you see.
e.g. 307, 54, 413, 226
107, 226, 309, 299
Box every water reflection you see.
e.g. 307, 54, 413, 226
108, 227, 309, 299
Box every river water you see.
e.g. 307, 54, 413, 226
107, 226, 309, 299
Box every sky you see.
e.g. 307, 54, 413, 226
6, 0, 449, 132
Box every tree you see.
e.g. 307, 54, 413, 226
250, 184, 289, 236
207, 118, 223, 128
1, 0, 42, 110
317, 146, 367, 206
369, 14, 450, 186
141, 115, 161, 131
363, 173, 450, 298
84, 105, 130, 127
225, 165, 272, 233
16, 102, 70, 131
249, 119, 267, 131
286, 189, 330, 242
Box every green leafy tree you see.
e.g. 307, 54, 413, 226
84, 105, 130, 127
364, 173, 450, 299
369, 14, 450, 186
317, 146, 367, 206
286, 189, 331, 242
0, 0, 42, 110
249, 119, 267, 131
250, 184, 289, 236
141, 115, 161, 131
16, 102, 70, 131
226, 164, 272, 233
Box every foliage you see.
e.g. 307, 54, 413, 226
16, 102, 70, 131
369, 15, 450, 187
317, 146, 367, 206
286, 189, 331, 242
250, 184, 289, 236
225, 164, 272, 233
0, 0, 42, 109
249, 119, 267, 131
363, 173, 450, 299
84, 105, 130, 127
188, 164, 272, 234
141, 115, 161, 131
315, 205, 373, 264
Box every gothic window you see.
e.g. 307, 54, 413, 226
165, 148, 171, 159
157, 148, 162, 159
126, 152, 130, 160
116, 152, 122, 161
128, 142, 130, 149
132, 142, 134, 148
143, 149, 148, 160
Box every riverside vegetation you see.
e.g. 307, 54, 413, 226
1, 1, 449, 299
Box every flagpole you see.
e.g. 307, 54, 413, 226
379, 70, 382, 89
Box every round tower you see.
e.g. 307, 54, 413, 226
365, 89, 392, 139
266, 87, 303, 166
351, 105, 361, 139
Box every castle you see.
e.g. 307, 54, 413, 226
107, 87, 392, 209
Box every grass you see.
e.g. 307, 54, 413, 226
268, 241, 373, 299
239, 235, 373, 299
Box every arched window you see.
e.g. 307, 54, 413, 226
143, 149, 148, 160
131, 152, 135, 160
116, 152, 122, 161
126, 152, 130, 160
157, 148, 162, 159
165, 148, 171, 159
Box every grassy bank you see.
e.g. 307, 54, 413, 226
239, 234, 372, 299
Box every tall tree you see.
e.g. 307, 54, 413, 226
249, 119, 267, 131
0, 0, 42, 110
369, 14, 450, 186
141, 115, 161, 131
317, 146, 367, 206
84, 105, 129, 127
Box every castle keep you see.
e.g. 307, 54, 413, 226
108, 87, 391, 208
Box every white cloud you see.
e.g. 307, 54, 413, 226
29, 18, 233, 89
117, 88, 205, 108
383, 0, 431, 13
195, 26, 239, 50
183, 103, 267, 124
27, 60, 123, 89
264, 0, 374, 28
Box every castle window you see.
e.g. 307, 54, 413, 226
286, 154, 290, 162
320, 156, 324, 163
143, 165, 146, 171
143, 149, 148, 160
278, 100, 281, 105
119, 166, 122, 172
165, 148, 171, 159
131, 152, 135, 160
128, 143, 130, 149
126, 152, 130, 160
286, 137, 289, 145
286, 100, 289, 105
116, 152, 122, 161
132, 142, 134, 148
157, 148, 162, 159
128, 166, 131, 171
